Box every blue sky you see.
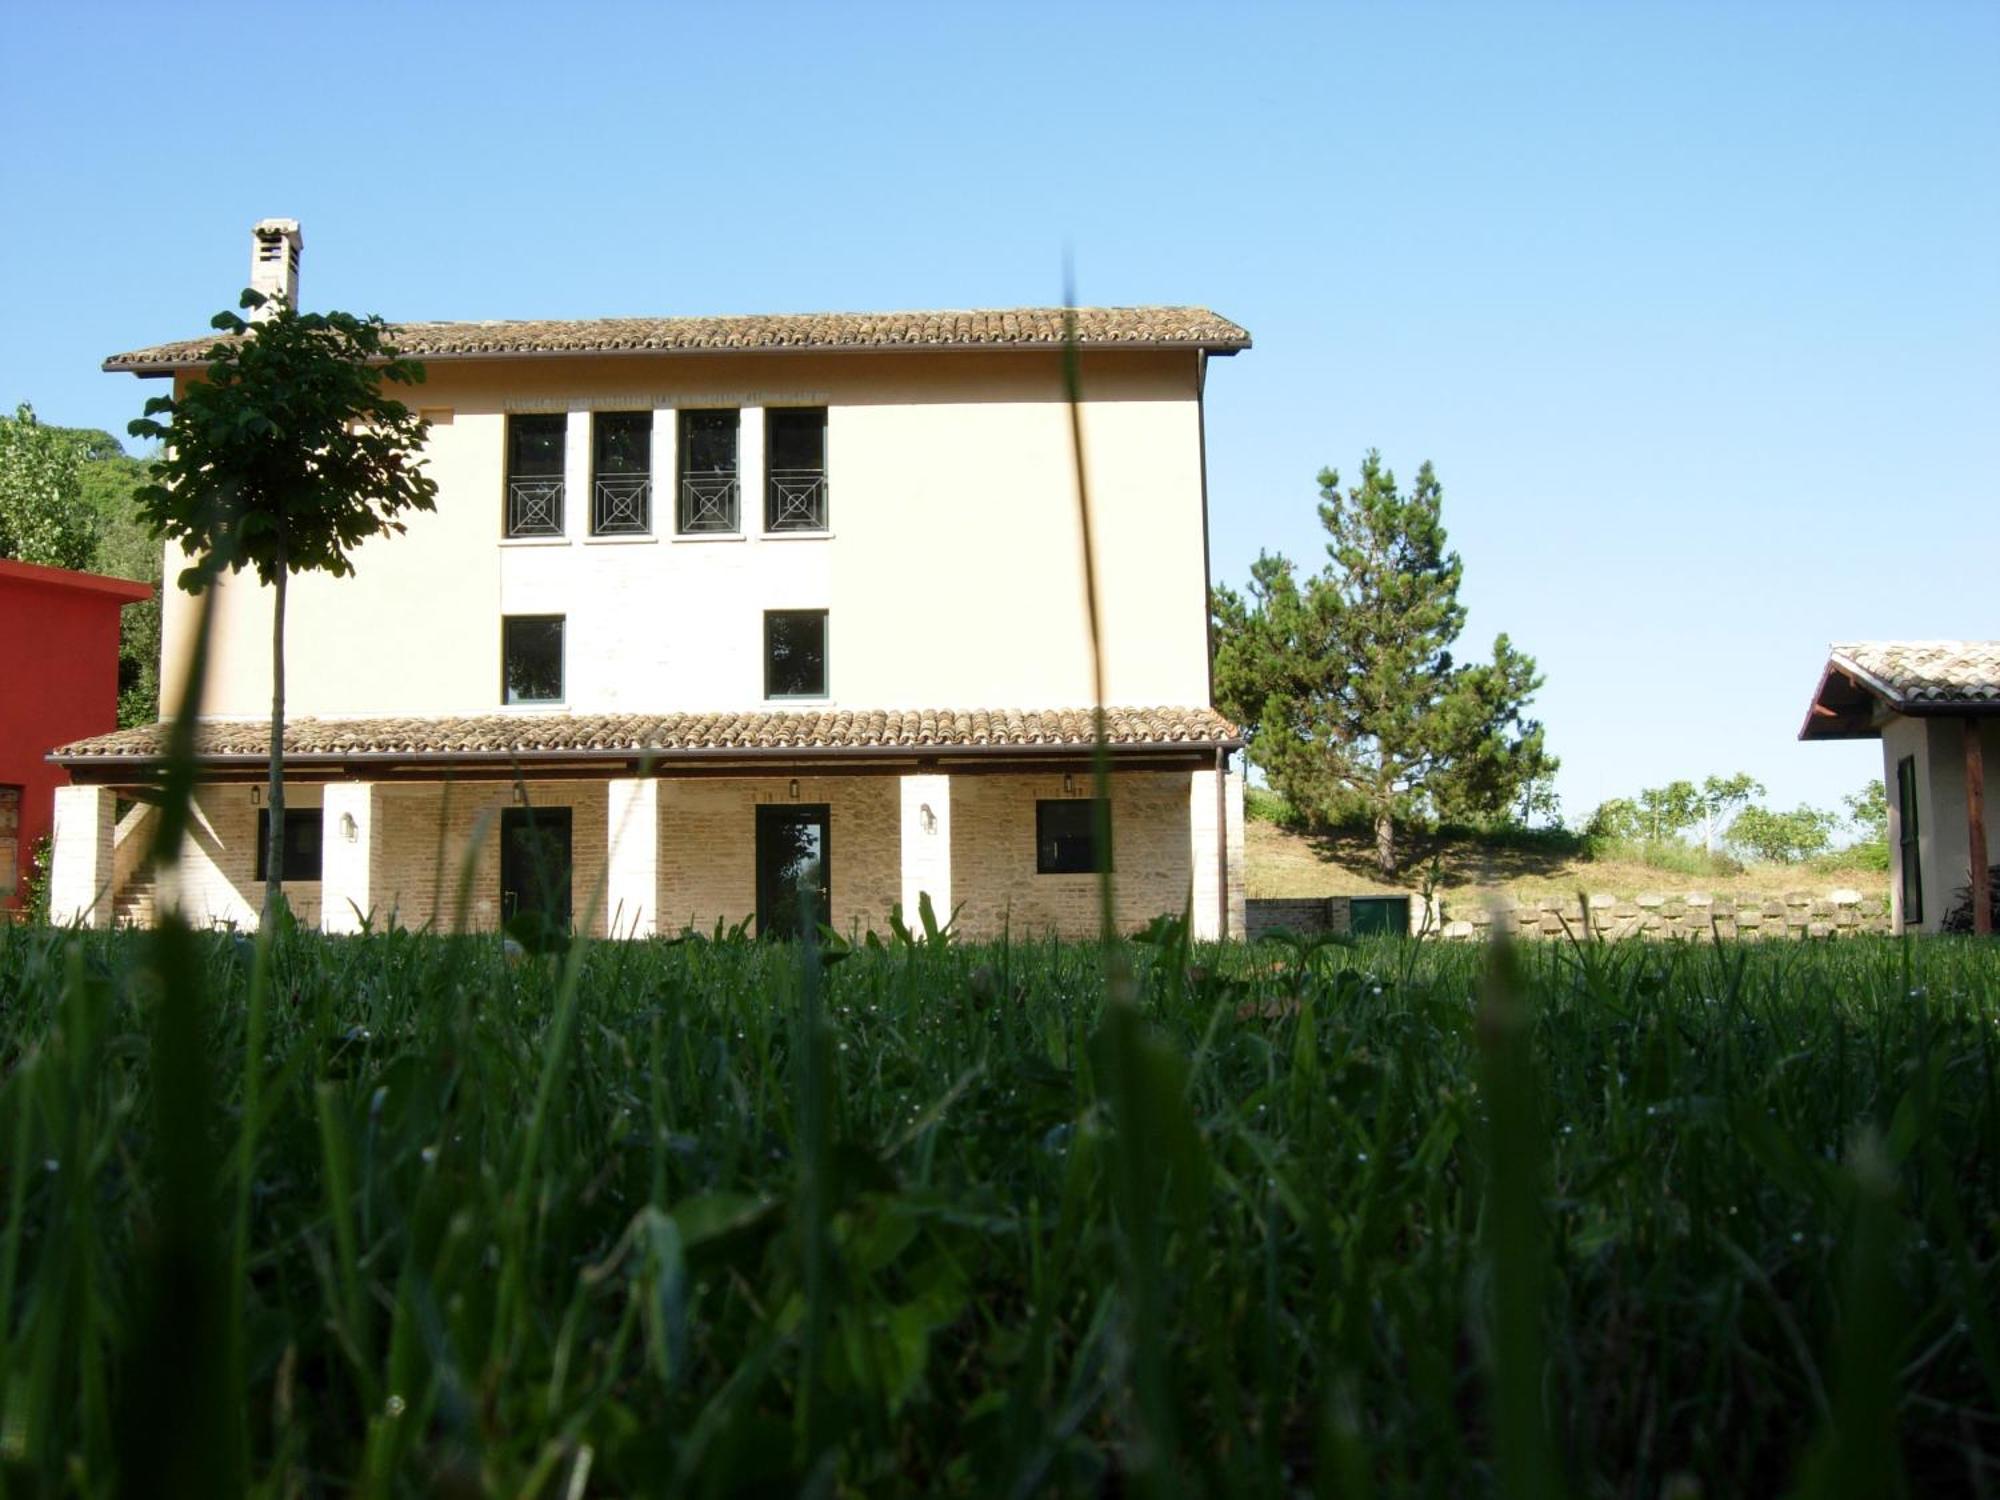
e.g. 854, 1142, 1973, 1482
4, 1, 1993, 824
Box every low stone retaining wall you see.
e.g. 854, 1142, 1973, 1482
1439, 889, 1890, 941
1247, 889, 1892, 941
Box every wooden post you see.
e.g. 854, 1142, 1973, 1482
1968, 718, 1991, 936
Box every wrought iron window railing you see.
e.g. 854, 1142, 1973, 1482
592, 475, 651, 536
679, 473, 739, 533
507, 478, 565, 538
766, 468, 829, 532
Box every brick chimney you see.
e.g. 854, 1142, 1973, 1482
249, 218, 302, 318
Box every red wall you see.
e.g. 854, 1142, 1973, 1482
0, 565, 147, 909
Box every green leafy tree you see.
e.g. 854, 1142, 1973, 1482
1634, 780, 1701, 843
0, 403, 102, 569
1843, 779, 1888, 843
129, 292, 436, 924
60, 427, 163, 725
1584, 796, 1643, 843
1694, 772, 1765, 850
1729, 803, 1838, 864
1212, 451, 1555, 875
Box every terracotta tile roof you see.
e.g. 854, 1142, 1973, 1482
52, 706, 1242, 765
104, 306, 1250, 373
1829, 642, 2000, 708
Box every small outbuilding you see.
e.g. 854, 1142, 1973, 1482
1801, 641, 1999, 935
0, 559, 151, 915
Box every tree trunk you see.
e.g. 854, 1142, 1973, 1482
262, 555, 287, 928
1374, 805, 1397, 878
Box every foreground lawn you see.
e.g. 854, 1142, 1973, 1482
1, 925, 1995, 1496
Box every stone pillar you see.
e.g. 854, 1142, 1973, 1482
320, 783, 378, 935
1189, 758, 1246, 942
50, 784, 116, 927
738, 406, 763, 534
899, 774, 951, 927
607, 778, 660, 938
564, 408, 591, 538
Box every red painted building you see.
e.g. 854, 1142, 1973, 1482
0, 559, 151, 911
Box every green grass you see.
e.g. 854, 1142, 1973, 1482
1, 923, 1996, 1495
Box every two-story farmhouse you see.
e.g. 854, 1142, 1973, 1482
49, 221, 1248, 941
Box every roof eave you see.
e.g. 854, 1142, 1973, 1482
103, 334, 1251, 377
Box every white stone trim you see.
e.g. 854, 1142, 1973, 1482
899, 773, 952, 928
606, 778, 660, 938
50, 784, 115, 927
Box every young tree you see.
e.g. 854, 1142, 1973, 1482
1694, 772, 1765, 850
130, 292, 437, 924
0, 403, 101, 569
1212, 451, 1555, 875
1729, 803, 1838, 865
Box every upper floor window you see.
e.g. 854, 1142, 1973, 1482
679, 409, 739, 534
256, 807, 323, 883
592, 412, 652, 536
506, 414, 566, 538
504, 615, 565, 705
766, 408, 828, 532
765, 609, 827, 699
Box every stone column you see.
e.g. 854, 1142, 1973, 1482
565, 407, 591, 538
320, 783, 378, 935
607, 778, 660, 938
899, 774, 951, 927
49, 784, 116, 927
1189, 758, 1246, 942
738, 406, 764, 535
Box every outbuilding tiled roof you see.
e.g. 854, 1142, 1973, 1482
1829, 642, 2000, 708
52, 706, 1241, 766
104, 306, 1251, 373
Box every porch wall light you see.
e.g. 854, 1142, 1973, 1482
788, 778, 800, 801
339, 812, 358, 843
920, 803, 936, 834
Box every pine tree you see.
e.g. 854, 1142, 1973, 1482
1212, 452, 1555, 875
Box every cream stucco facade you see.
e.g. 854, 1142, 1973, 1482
1881, 716, 2000, 935
56, 287, 1249, 944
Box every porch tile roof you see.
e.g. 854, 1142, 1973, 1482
105, 306, 1251, 373
1829, 642, 2000, 708
52, 706, 1241, 765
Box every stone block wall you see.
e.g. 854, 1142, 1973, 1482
1436, 889, 1890, 941
952, 771, 1193, 939
658, 775, 899, 937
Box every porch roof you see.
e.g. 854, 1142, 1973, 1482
51, 705, 1242, 779
1800, 641, 2000, 741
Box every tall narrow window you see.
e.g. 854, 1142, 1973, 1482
766, 407, 828, 531
591, 411, 652, 535
678, 409, 739, 533
764, 610, 827, 699
506, 413, 566, 537
1897, 755, 1923, 924
503, 615, 565, 704
0, 785, 20, 901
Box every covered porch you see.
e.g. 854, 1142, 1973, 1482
48, 708, 1245, 942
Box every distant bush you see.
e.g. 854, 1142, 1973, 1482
1812, 840, 1889, 875
1583, 837, 1745, 878
1244, 785, 1305, 829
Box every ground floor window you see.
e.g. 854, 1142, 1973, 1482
256, 807, 323, 882
0, 785, 19, 901
1036, 797, 1109, 875
757, 803, 830, 938
1897, 755, 1922, 923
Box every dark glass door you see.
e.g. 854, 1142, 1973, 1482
757, 804, 831, 939
501, 806, 572, 936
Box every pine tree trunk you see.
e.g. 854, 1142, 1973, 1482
1374, 806, 1397, 878
262, 555, 287, 928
